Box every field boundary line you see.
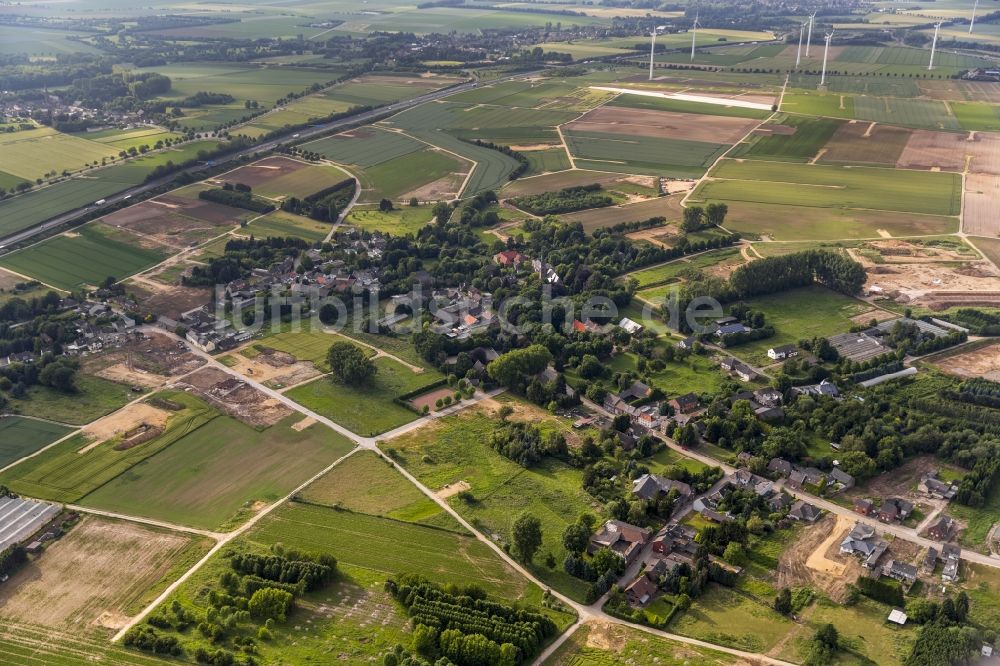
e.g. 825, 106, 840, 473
66, 505, 225, 539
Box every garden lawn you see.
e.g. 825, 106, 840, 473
81, 414, 355, 530
384, 401, 602, 602
725, 285, 876, 367
256, 328, 372, 371
0, 417, 75, 468
286, 357, 443, 435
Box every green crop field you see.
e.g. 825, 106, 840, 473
564, 129, 728, 178
0, 224, 168, 291
734, 115, 842, 162
780, 91, 855, 119
0, 126, 118, 182
254, 329, 372, 371
5, 373, 134, 426
360, 149, 467, 202
788, 74, 921, 98
952, 101, 1000, 131
299, 450, 452, 527
82, 127, 182, 152
385, 400, 601, 601
0, 392, 215, 503
82, 414, 355, 530
0, 622, 176, 666
525, 148, 572, 175
725, 285, 880, 366
345, 206, 435, 235
306, 127, 425, 167
245, 210, 331, 242
853, 96, 960, 131
286, 357, 442, 436
0, 25, 100, 56
385, 103, 522, 194
0, 417, 74, 469
246, 163, 351, 200
608, 94, 771, 119
696, 159, 962, 216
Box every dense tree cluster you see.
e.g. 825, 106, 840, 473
199, 186, 275, 214
510, 184, 614, 216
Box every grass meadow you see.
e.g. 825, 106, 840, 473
286, 357, 443, 435
5, 373, 133, 425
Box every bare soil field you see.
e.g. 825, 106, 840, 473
933, 341, 1000, 381
626, 222, 679, 247
820, 122, 911, 165
178, 367, 292, 427
501, 170, 657, 197
957, 81, 1000, 104
846, 455, 964, 504
85, 333, 206, 385
967, 133, 1000, 175
566, 106, 758, 144
152, 195, 249, 226
964, 173, 1000, 237
778, 515, 859, 602
917, 79, 969, 102
409, 386, 454, 412
100, 199, 238, 248
0, 516, 202, 632
561, 195, 684, 232
129, 280, 213, 320
402, 171, 468, 202
850, 242, 1000, 305
213, 155, 306, 189
753, 123, 797, 136
896, 129, 969, 172
223, 345, 322, 389
81, 401, 171, 444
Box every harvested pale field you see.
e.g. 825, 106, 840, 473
852, 248, 1000, 306
85, 332, 206, 383
820, 121, 911, 165
151, 195, 249, 225
0, 516, 204, 632
968, 132, 1000, 175
501, 169, 657, 197
964, 173, 1000, 237
896, 129, 969, 172
933, 342, 1000, 381
129, 281, 213, 320
402, 171, 467, 202
81, 401, 171, 443
566, 106, 758, 144
917, 79, 969, 101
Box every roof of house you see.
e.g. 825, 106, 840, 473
789, 500, 821, 522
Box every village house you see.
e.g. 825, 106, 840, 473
492, 249, 525, 267
720, 357, 758, 382
618, 317, 643, 335
854, 498, 876, 516
677, 336, 697, 351
768, 458, 793, 478
792, 379, 840, 399
828, 467, 855, 492
923, 547, 939, 574
767, 344, 799, 361
941, 544, 961, 582
668, 392, 699, 415
692, 493, 732, 523
840, 522, 889, 569
883, 560, 918, 587
631, 474, 692, 503
650, 523, 699, 562
926, 515, 956, 541
589, 520, 652, 565
918, 471, 959, 500
877, 498, 914, 523
624, 573, 658, 606
788, 500, 822, 523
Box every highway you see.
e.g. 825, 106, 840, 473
0, 71, 534, 250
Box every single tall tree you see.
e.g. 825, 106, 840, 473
326, 341, 376, 385
511, 512, 543, 563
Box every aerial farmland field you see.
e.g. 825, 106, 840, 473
81, 414, 355, 530
734, 115, 843, 162
564, 128, 728, 177
0, 224, 169, 291
0, 416, 74, 469
0, 126, 118, 181
306, 126, 425, 167
696, 159, 962, 216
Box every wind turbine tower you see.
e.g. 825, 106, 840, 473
970, 0, 980, 33
805, 11, 816, 57
649, 29, 657, 80
928, 21, 943, 70
820, 31, 834, 87
795, 22, 804, 68
690, 13, 700, 62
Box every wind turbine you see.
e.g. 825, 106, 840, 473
929, 21, 943, 70
795, 22, 805, 68
805, 11, 816, 57
820, 30, 834, 87
648, 25, 665, 80
690, 13, 700, 62
970, 0, 979, 33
